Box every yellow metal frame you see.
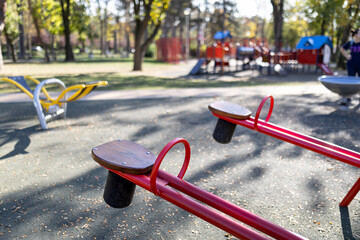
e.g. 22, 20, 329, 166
1, 76, 108, 129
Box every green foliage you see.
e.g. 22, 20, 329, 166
283, 19, 308, 49
71, 1, 90, 34
29, 0, 89, 38
144, 43, 155, 58
150, 0, 169, 24
4, 1, 20, 42
32, 0, 63, 35
281, 5, 310, 49
299, 0, 344, 35
208, 0, 239, 36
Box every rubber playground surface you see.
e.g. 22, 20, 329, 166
0, 68, 360, 239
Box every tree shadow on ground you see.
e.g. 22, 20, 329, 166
1, 93, 360, 239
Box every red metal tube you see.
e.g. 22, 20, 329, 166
211, 112, 360, 168
210, 96, 360, 206
254, 95, 274, 129
158, 170, 306, 240
150, 138, 191, 195
108, 168, 270, 240
340, 177, 360, 207
96, 135, 308, 239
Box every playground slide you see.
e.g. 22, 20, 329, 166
317, 63, 334, 75
190, 58, 207, 75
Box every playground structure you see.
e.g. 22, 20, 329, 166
209, 96, 360, 208
318, 75, 360, 108
190, 31, 266, 75
1, 76, 108, 129
92, 139, 307, 240
296, 35, 334, 75
189, 33, 335, 76
155, 38, 183, 63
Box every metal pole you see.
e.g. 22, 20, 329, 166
184, 8, 191, 63
186, 14, 190, 62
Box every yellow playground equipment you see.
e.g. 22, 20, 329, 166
1, 76, 108, 129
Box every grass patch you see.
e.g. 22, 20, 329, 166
0, 54, 316, 94
0, 72, 304, 94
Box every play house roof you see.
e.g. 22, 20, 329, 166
213, 31, 232, 40
296, 35, 333, 50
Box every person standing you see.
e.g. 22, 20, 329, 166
340, 28, 360, 105
340, 28, 360, 76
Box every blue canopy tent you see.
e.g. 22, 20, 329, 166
213, 31, 232, 40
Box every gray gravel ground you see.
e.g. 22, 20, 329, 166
0, 74, 360, 239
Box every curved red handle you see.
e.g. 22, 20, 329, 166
150, 138, 191, 195
254, 95, 274, 130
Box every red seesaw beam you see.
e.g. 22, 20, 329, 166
209, 95, 360, 207
93, 138, 307, 240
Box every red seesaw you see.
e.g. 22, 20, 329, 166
92, 139, 307, 240
209, 95, 360, 207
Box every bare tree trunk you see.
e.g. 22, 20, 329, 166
60, 0, 74, 61
4, 31, 16, 62
18, 1, 26, 59
113, 30, 118, 53
6, 43, 10, 59
27, 0, 50, 62
100, 18, 104, 53
51, 34, 57, 61
0, 0, 7, 71
114, 16, 120, 54
125, 4, 131, 57
270, 0, 284, 52
96, 0, 104, 54
132, 0, 165, 71
196, 8, 201, 58
103, 0, 110, 55
133, 19, 145, 70
320, 19, 326, 35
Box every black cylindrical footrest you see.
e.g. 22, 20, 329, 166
213, 118, 237, 144
103, 170, 136, 208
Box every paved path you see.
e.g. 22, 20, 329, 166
1, 72, 360, 240
0, 83, 331, 102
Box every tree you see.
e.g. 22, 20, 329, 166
96, 0, 105, 54
282, 18, 308, 49
101, 0, 112, 55
301, 0, 360, 67
301, 0, 342, 35
160, 0, 191, 38
4, 1, 21, 62
116, 0, 132, 56
27, 0, 51, 62
0, 0, 6, 70
17, 0, 26, 59
209, 0, 239, 37
132, 0, 170, 71
59, 0, 75, 61
41, 0, 62, 61
270, 0, 284, 52
73, 1, 90, 53
337, 2, 360, 68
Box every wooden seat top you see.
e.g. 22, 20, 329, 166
92, 140, 156, 175
209, 100, 252, 120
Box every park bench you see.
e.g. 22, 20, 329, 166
1, 76, 108, 129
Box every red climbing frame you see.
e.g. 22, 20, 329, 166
210, 95, 360, 207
